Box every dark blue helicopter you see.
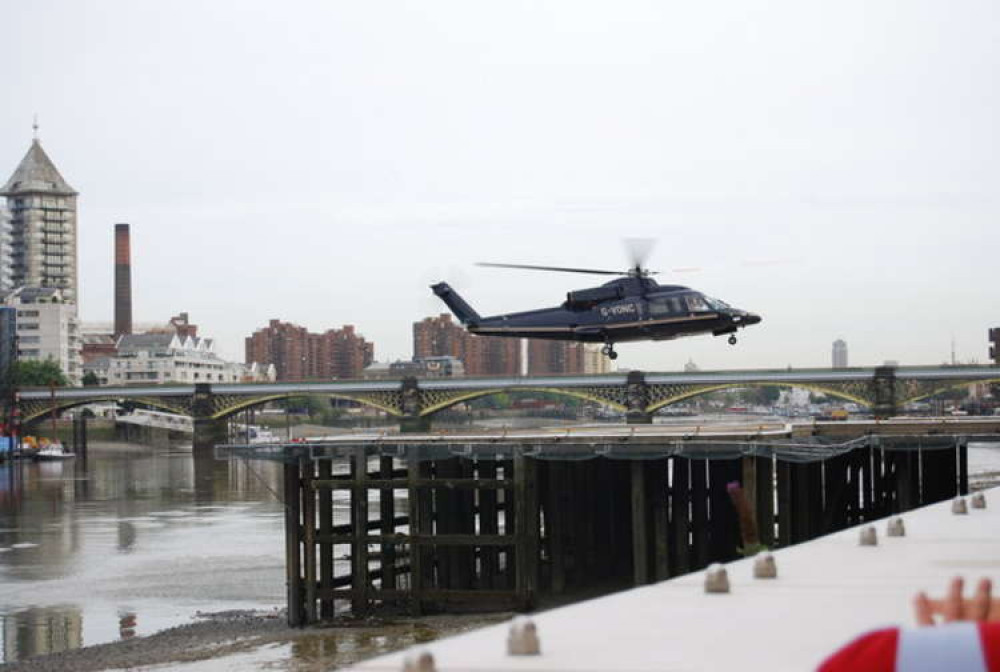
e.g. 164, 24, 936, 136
431, 252, 762, 360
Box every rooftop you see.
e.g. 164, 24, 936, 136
1, 139, 76, 197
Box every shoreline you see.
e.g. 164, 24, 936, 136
2, 609, 513, 672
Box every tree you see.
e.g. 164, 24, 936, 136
82, 371, 100, 387
11, 360, 69, 388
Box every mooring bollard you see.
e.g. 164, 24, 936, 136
971, 492, 987, 509
952, 497, 968, 515
753, 551, 777, 579
403, 649, 435, 672
887, 517, 906, 537
507, 617, 541, 655
704, 563, 730, 593
859, 525, 878, 546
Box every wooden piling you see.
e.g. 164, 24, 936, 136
776, 460, 792, 548
317, 459, 334, 618
351, 447, 369, 614
958, 440, 969, 495
547, 461, 568, 594
754, 455, 775, 548
407, 454, 429, 614
379, 456, 397, 595
649, 459, 670, 581
514, 453, 539, 609
500, 458, 515, 591
690, 459, 709, 567
284, 459, 304, 626
707, 460, 740, 562
302, 460, 317, 622
669, 457, 691, 576
630, 461, 649, 585
478, 460, 500, 589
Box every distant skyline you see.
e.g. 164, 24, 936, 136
2, 1, 997, 371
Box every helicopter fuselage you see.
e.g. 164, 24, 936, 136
431, 276, 761, 348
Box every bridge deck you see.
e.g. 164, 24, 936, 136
216, 418, 1000, 464
349, 486, 1000, 672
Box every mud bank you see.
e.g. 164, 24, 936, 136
2, 609, 512, 672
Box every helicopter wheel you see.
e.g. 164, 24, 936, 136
601, 343, 618, 359
728, 335, 738, 346
608, 350, 618, 360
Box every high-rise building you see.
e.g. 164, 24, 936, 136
1, 136, 78, 304
246, 319, 374, 381
989, 328, 999, 365
0, 207, 12, 296
413, 314, 520, 376
832, 339, 848, 369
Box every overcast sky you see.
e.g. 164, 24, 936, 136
1, 1, 997, 371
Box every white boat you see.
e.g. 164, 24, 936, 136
35, 443, 75, 461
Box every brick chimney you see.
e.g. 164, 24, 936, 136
114, 223, 132, 338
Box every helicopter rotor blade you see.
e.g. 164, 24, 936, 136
476, 262, 624, 276
624, 237, 656, 270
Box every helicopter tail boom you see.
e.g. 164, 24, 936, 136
431, 282, 482, 326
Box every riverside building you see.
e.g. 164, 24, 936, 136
245, 320, 374, 381
413, 314, 520, 376
5, 287, 82, 385
86, 332, 275, 386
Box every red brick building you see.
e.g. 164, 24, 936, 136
245, 319, 374, 381
413, 314, 520, 376
525, 340, 587, 375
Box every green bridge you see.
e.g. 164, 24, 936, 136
17, 365, 999, 451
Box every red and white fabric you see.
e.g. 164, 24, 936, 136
819, 622, 1000, 671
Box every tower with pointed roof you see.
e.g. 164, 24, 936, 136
1, 134, 78, 304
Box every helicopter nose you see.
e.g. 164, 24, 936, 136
743, 313, 762, 326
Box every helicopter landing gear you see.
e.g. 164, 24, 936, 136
601, 343, 619, 360
728, 335, 738, 346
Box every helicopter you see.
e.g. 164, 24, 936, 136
430, 248, 762, 360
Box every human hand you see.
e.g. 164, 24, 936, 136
914, 577, 1000, 625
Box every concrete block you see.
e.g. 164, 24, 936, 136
507, 617, 540, 655
704, 563, 730, 593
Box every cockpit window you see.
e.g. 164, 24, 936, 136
685, 295, 708, 312
650, 296, 688, 316
704, 296, 731, 311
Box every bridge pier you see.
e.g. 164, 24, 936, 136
193, 417, 228, 455
873, 365, 898, 419
399, 376, 432, 433
191, 383, 227, 456
400, 415, 431, 433
625, 371, 653, 424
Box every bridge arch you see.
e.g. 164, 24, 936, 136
211, 393, 404, 420
21, 396, 192, 424
419, 387, 627, 417
646, 382, 872, 414
900, 378, 1000, 406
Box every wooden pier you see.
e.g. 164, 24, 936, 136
217, 420, 1000, 626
